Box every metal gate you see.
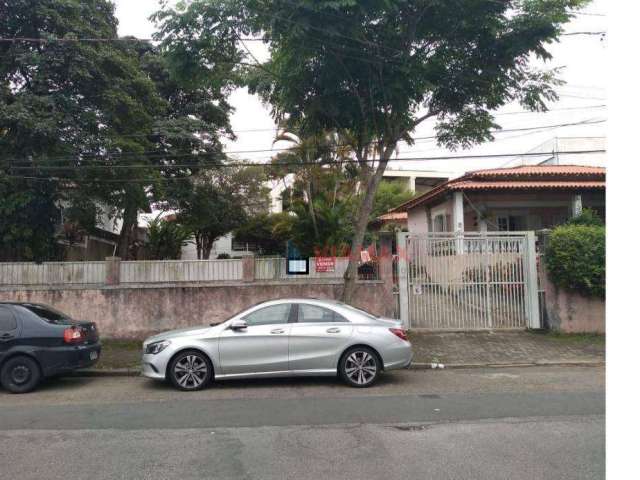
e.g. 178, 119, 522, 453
397, 232, 540, 330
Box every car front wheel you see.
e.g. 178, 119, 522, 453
168, 350, 213, 391
1, 355, 42, 394
339, 347, 380, 388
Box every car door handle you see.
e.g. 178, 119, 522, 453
326, 327, 341, 333
270, 328, 285, 334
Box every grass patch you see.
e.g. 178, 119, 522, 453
529, 330, 605, 344
95, 339, 143, 370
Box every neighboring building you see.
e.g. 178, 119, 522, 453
392, 165, 605, 234
370, 211, 409, 232
56, 201, 150, 261
502, 136, 606, 168
382, 168, 454, 194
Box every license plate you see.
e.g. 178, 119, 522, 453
90, 351, 99, 361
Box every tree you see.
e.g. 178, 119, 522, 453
0, 177, 60, 261
176, 166, 269, 259
233, 212, 290, 256
370, 181, 414, 222
1, 1, 237, 261
156, 0, 587, 302
0, 0, 163, 260
145, 215, 192, 260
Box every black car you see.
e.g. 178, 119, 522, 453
0, 302, 101, 393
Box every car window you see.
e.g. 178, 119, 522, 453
331, 302, 378, 321
0, 307, 18, 331
243, 304, 291, 326
19, 304, 73, 325
297, 304, 348, 323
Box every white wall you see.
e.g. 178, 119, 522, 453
407, 207, 429, 234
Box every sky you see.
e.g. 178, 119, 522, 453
113, 0, 607, 176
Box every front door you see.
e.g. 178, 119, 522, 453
218, 303, 293, 376
288, 303, 353, 372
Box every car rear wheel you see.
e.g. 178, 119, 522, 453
1, 356, 41, 394
339, 347, 380, 388
168, 350, 213, 391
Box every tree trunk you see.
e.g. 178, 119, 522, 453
306, 179, 320, 241
342, 151, 392, 303
202, 234, 214, 260
196, 233, 203, 260
116, 202, 138, 260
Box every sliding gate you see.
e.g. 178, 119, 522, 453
397, 232, 540, 330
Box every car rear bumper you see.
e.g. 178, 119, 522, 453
42, 342, 102, 377
383, 342, 413, 371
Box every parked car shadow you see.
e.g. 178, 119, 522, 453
141, 372, 399, 392
0, 375, 97, 395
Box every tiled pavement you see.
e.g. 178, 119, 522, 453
408, 331, 605, 366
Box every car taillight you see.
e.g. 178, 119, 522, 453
389, 328, 408, 341
63, 327, 86, 344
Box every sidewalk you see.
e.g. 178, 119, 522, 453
408, 331, 605, 368
89, 331, 604, 376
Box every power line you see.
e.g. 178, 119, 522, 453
1, 118, 606, 167
562, 31, 606, 36
2, 150, 607, 182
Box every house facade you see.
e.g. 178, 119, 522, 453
392, 165, 605, 234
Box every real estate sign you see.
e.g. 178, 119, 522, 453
315, 257, 336, 273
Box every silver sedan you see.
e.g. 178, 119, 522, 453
142, 298, 413, 390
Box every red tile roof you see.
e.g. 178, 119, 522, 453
373, 211, 408, 223
471, 165, 605, 177
450, 180, 605, 190
392, 165, 605, 212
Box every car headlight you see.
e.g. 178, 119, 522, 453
145, 340, 171, 355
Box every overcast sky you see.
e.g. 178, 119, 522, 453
113, 0, 607, 175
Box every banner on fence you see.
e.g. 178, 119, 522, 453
315, 257, 336, 273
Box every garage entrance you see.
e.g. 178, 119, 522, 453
397, 232, 540, 330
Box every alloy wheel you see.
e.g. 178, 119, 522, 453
344, 350, 377, 386
173, 354, 208, 389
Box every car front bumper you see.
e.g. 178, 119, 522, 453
141, 351, 172, 380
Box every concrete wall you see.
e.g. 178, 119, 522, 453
0, 281, 392, 339
407, 207, 429, 233
541, 268, 605, 334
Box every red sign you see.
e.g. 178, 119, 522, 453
315, 257, 336, 273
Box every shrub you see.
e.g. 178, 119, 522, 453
565, 208, 604, 227
216, 253, 231, 259
545, 224, 605, 298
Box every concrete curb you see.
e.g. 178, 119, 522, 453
73, 359, 605, 377
73, 368, 140, 377
409, 360, 605, 370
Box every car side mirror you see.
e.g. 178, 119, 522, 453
229, 319, 248, 331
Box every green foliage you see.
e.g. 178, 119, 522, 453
371, 181, 414, 221
216, 253, 231, 259
177, 182, 245, 260
156, 0, 586, 298
0, 1, 237, 261
0, 177, 61, 261
233, 212, 290, 256
565, 208, 604, 227
545, 224, 605, 298
144, 216, 192, 260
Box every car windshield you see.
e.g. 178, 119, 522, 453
21, 304, 74, 325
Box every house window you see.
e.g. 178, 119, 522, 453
497, 215, 526, 231
433, 215, 445, 232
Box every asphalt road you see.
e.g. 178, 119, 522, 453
0, 366, 605, 480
